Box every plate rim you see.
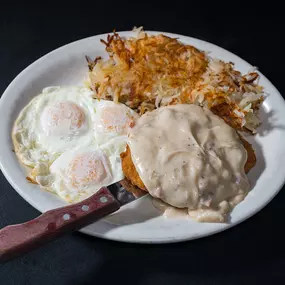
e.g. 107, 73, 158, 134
1, 30, 285, 244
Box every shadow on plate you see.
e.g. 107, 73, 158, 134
85, 195, 161, 232
245, 105, 285, 190
256, 106, 285, 137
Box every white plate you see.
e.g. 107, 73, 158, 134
1, 31, 285, 244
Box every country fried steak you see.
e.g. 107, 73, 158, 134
120, 136, 256, 193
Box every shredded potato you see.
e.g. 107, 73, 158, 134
87, 28, 264, 133
191, 59, 264, 132
87, 30, 207, 110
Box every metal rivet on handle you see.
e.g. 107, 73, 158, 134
82, 205, 89, 211
100, 196, 108, 203
63, 214, 70, 221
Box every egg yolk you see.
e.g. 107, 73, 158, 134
67, 152, 109, 189
41, 101, 85, 136
99, 106, 134, 134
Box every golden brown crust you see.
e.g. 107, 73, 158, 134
119, 178, 147, 198
120, 145, 147, 191
239, 135, 256, 174
211, 102, 244, 132
89, 32, 208, 113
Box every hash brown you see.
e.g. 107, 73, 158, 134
87, 29, 264, 133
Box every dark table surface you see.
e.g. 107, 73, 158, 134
1, 3, 285, 285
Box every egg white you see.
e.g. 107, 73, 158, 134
93, 100, 139, 145
12, 86, 96, 168
41, 138, 126, 203
13, 88, 140, 203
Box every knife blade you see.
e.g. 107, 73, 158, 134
0, 180, 147, 262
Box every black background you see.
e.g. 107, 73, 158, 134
1, 2, 285, 284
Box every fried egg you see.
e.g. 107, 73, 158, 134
12, 86, 96, 167
93, 100, 139, 145
13, 86, 140, 203
40, 139, 126, 203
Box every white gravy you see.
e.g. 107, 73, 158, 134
152, 198, 189, 218
128, 104, 250, 222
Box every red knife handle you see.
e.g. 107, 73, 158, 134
0, 187, 120, 262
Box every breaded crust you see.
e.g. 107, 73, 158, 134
120, 145, 147, 191
119, 179, 147, 198
120, 136, 256, 192
239, 135, 257, 174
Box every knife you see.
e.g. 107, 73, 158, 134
0, 181, 146, 262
